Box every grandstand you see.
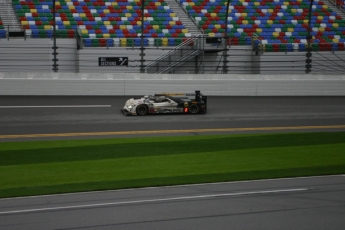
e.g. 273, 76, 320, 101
0, 0, 344, 74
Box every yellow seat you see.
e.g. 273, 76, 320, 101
126, 6, 133, 10
104, 21, 110, 25
63, 21, 70, 26
103, 34, 110, 38
81, 29, 88, 34
111, 2, 118, 6
162, 37, 168, 46
153, 25, 159, 30
169, 21, 176, 25
332, 23, 339, 28
104, 9, 110, 14
242, 20, 248, 25
287, 28, 294, 32
208, 32, 215, 37
256, 28, 262, 33
267, 20, 273, 25
182, 28, 189, 33
120, 38, 127, 47
120, 25, 127, 30
21, 21, 28, 26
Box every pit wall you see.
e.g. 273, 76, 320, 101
0, 72, 344, 96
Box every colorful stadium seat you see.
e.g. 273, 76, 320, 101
180, 0, 345, 49
13, 0, 189, 46
0, 17, 6, 38
11, 0, 345, 50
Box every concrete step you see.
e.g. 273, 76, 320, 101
0, 1, 22, 31
165, 0, 202, 36
324, 0, 345, 18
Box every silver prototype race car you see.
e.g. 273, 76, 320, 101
121, 90, 207, 116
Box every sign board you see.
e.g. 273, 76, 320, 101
98, 57, 128, 66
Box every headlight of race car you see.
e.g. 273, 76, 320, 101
127, 105, 134, 110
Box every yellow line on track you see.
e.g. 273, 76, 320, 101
1, 125, 345, 139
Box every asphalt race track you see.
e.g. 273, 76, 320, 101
0, 96, 345, 229
0, 96, 345, 141
0, 175, 344, 230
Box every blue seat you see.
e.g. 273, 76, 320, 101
298, 43, 306, 51
0, 30, 6, 38
106, 39, 114, 46
286, 44, 293, 52
31, 30, 39, 38
332, 43, 338, 51
168, 38, 175, 46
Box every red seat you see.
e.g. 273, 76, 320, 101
319, 43, 326, 51
272, 44, 279, 52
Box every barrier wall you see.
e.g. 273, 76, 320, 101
0, 72, 344, 96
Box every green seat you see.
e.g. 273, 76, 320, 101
312, 43, 319, 51
154, 38, 162, 46
39, 30, 46, 38
127, 38, 133, 47
279, 44, 287, 52
175, 38, 182, 45
92, 39, 99, 47
265, 44, 273, 52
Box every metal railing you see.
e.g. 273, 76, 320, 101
145, 35, 204, 73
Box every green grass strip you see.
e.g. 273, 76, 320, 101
0, 132, 344, 198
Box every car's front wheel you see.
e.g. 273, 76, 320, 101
189, 104, 200, 114
136, 104, 148, 116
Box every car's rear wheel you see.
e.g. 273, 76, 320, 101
189, 104, 200, 114
136, 104, 148, 116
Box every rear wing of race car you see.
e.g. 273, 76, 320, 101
195, 90, 207, 107
187, 90, 207, 110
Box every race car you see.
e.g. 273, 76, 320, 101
121, 90, 207, 116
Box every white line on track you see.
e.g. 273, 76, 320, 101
0, 105, 111, 108
0, 188, 309, 215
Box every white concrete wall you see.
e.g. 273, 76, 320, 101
0, 72, 344, 96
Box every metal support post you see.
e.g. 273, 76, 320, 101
223, 0, 231, 74
140, 0, 145, 73
306, 0, 314, 74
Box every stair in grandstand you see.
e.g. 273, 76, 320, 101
145, 35, 205, 73
325, 0, 345, 18
0, 0, 22, 32
164, 0, 202, 36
